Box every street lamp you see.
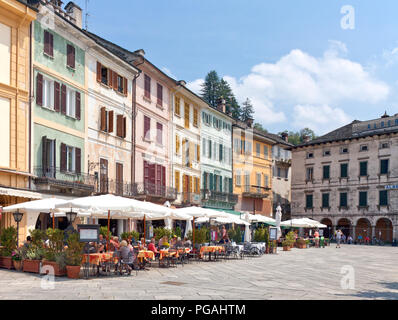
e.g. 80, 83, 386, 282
66, 210, 77, 226
12, 210, 24, 247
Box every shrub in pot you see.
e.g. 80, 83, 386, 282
23, 246, 44, 273
282, 240, 291, 251
42, 228, 66, 276
65, 233, 84, 279
296, 238, 307, 249
0, 226, 17, 269
11, 248, 24, 271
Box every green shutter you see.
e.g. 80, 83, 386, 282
379, 190, 388, 206
209, 173, 213, 191
229, 178, 233, 193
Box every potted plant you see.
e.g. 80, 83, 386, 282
296, 238, 307, 249
282, 239, 292, 251
42, 228, 66, 276
23, 229, 45, 273
65, 233, 84, 279
0, 227, 17, 269
11, 248, 24, 271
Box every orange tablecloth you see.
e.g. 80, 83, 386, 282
82, 252, 118, 265
177, 248, 191, 255
137, 250, 155, 261
159, 249, 179, 260
199, 246, 225, 257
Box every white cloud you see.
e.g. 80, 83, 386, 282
161, 67, 177, 79
187, 41, 389, 134
186, 78, 204, 95
292, 105, 352, 135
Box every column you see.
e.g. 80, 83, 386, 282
372, 226, 376, 239
351, 225, 355, 239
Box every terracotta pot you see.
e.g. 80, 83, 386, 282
283, 246, 291, 251
42, 260, 66, 277
13, 260, 22, 271
23, 259, 41, 273
66, 265, 81, 279
0, 256, 14, 270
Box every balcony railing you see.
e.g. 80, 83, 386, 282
34, 167, 96, 192
201, 189, 238, 204
181, 192, 201, 205
242, 185, 270, 198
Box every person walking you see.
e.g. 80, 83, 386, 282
336, 230, 342, 248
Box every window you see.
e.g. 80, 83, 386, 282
117, 75, 125, 94
264, 175, 269, 187
381, 121, 385, 128
340, 163, 348, 178
323, 150, 331, 156
256, 143, 261, 157
219, 144, 223, 162
116, 163, 123, 195
360, 161, 368, 177
41, 136, 56, 177
66, 44, 75, 69
396, 119, 398, 126
176, 135, 180, 154
116, 115, 127, 138
66, 87, 75, 117
0, 22, 10, 86
305, 194, 313, 209
379, 190, 388, 206
359, 191, 367, 207
184, 103, 190, 129
66, 146, 75, 173
360, 145, 368, 152
277, 167, 281, 178
322, 193, 329, 208
101, 65, 109, 85
208, 140, 212, 158
43, 30, 53, 57
245, 141, 252, 155
175, 171, 180, 192
307, 152, 314, 159
264, 145, 268, 158
144, 116, 150, 140
193, 108, 198, 127
380, 142, 389, 149
197, 145, 200, 162
306, 167, 314, 181
323, 165, 330, 179
156, 122, 163, 145
340, 147, 349, 154
43, 76, 54, 109
157, 83, 163, 106
340, 192, 348, 207
175, 96, 180, 116
380, 159, 389, 175
236, 171, 241, 186
144, 74, 151, 99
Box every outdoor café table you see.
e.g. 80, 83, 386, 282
137, 250, 155, 261
199, 246, 225, 261
81, 252, 118, 277
159, 249, 179, 260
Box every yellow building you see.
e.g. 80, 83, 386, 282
233, 119, 273, 216
0, 0, 38, 242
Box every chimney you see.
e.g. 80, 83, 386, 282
133, 49, 146, 57
217, 98, 226, 113
177, 80, 186, 86
281, 132, 289, 142
64, 2, 82, 29
246, 117, 254, 128
302, 135, 310, 143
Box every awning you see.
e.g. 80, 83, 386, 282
0, 187, 42, 200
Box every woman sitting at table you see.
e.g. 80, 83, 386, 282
110, 237, 120, 251
170, 235, 178, 249
148, 237, 159, 258
119, 240, 134, 274
183, 237, 192, 248
138, 237, 147, 250
159, 236, 169, 248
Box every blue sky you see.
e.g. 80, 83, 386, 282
73, 0, 398, 135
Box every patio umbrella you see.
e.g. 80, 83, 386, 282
244, 213, 251, 242
275, 206, 282, 240
280, 218, 315, 228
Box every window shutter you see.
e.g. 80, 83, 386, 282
123, 78, 128, 96
144, 161, 149, 182
42, 136, 47, 172
144, 75, 151, 98
197, 145, 200, 162
149, 163, 156, 185
175, 171, 180, 192
144, 116, 150, 140
209, 173, 214, 191
123, 117, 127, 138
157, 83, 162, 106
67, 44, 75, 68
108, 111, 114, 133
116, 115, 122, 137
100, 107, 106, 131
189, 141, 193, 168
75, 148, 81, 174
61, 84, 67, 115
96, 62, 102, 83
60, 143, 67, 172
36, 73, 43, 106
108, 69, 113, 88
44, 31, 49, 55
113, 71, 118, 91
49, 32, 54, 57
75, 91, 81, 120
161, 166, 166, 187
54, 81, 60, 112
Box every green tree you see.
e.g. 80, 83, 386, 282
254, 123, 268, 134
278, 128, 317, 145
200, 70, 220, 108
240, 98, 254, 122
217, 79, 242, 119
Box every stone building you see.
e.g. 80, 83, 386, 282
291, 113, 398, 242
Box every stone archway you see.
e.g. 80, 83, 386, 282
356, 218, 372, 242
321, 218, 333, 238
337, 218, 352, 237
375, 218, 393, 242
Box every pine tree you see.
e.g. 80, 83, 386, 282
200, 70, 220, 108
241, 98, 254, 122
217, 79, 241, 119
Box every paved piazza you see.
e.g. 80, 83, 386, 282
0, 245, 397, 300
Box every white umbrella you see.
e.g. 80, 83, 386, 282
301, 218, 327, 228
275, 205, 282, 240
3, 198, 68, 213
195, 214, 250, 226
281, 218, 315, 228
246, 213, 276, 225
174, 206, 229, 218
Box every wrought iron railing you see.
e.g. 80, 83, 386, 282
242, 185, 270, 197
181, 192, 201, 205
201, 189, 238, 204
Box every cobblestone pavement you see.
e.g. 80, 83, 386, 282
1, 245, 397, 300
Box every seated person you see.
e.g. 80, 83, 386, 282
183, 237, 192, 248
119, 240, 134, 273
23, 236, 32, 249
147, 237, 159, 258
176, 237, 183, 248
159, 236, 169, 248
170, 235, 177, 249
138, 237, 147, 250
109, 236, 120, 251
97, 234, 107, 253
88, 242, 97, 254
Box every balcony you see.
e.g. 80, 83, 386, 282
201, 189, 238, 204
242, 185, 270, 199
34, 167, 96, 195
181, 192, 201, 206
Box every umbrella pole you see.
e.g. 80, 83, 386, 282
193, 217, 195, 252
107, 210, 110, 251
52, 210, 55, 229
144, 214, 146, 241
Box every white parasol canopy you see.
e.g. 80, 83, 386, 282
280, 218, 327, 228
174, 206, 229, 218
3, 198, 68, 213
245, 212, 276, 225
195, 214, 250, 226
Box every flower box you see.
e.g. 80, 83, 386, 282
23, 259, 41, 273
0, 256, 14, 269
66, 265, 81, 279
41, 260, 66, 277
283, 246, 291, 251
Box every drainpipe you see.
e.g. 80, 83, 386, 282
28, 21, 33, 190
131, 58, 144, 188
